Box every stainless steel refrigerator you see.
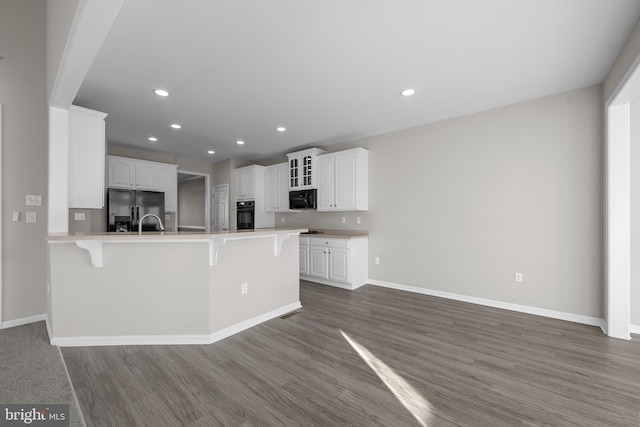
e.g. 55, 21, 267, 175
107, 188, 165, 232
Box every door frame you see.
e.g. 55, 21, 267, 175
176, 170, 211, 232
605, 55, 640, 339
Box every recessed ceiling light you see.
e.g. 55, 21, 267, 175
401, 88, 416, 97
236, 140, 245, 145
170, 123, 182, 129
207, 150, 215, 155
153, 89, 169, 97
276, 127, 286, 132
148, 137, 158, 142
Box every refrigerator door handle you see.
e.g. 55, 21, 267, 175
136, 206, 140, 227
131, 206, 136, 227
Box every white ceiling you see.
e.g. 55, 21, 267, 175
74, 0, 640, 163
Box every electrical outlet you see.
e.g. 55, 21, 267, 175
241, 283, 248, 294
515, 272, 523, 282
74, 212, 86, 221
281, 217, 285, 223
12, 212, 19, 222
375, 257, 380, 265
341, 217, 346, 224
26, 212, 37, 223
356, 217, 361, 224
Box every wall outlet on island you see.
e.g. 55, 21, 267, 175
241, 283, 248, 294
515, 272, 523, 283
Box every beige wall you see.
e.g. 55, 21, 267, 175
1, 0, 49, 323
178, 177, 205, 228
279, 86, 604, 319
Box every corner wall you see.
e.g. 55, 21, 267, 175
0, 0, 48, 324
279, 85, 604, 319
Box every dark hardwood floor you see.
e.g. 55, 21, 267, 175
62, 281, 640, 426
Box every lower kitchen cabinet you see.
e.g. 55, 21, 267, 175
300, 236, 368, 290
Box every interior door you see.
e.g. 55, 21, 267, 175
213, 184, 229, 231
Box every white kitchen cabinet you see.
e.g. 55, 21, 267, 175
265, 163, 293, 212
68, 105, 107, 208
158, 164, 178, 212
108, 156, 159, 190
300, 237, 368, 290
286, 147, 326, 190
107, 155, 177, 211
235, 166, 255, 201
317, 147, 368, 211
299, 237, 310, 276
108, 156, 136, 189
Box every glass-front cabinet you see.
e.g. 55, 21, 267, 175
286, 148, 326, 190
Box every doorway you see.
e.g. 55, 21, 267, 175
177, 170, 211, 232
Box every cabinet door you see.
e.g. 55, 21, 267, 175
135, 162, 159, 190
69, 106, 106, 208
328, 247, 350, 283
334, 151, 358, 210
244, 167, 255, 199
234, 170, 245, 200
309, 246, 328, 278
299, 244, 310, 276
316, 155, 334, 211
108, 157, 135, 189
288, 156, 299, 190
277, 163, 289, 210
265, 166, 278, 211
158, 165, 178, 212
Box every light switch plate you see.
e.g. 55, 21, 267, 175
26, 212, 37, 223
26, 195, 42, 206
74, 212, 86, 221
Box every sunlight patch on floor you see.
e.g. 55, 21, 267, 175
340, 330, 433, 427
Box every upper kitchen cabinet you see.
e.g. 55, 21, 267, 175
317, 147, 369, 211
265, 163, 293, 212
108, 155, 161, 191
234, 165, 256, 201
107, 155, 178, 211
286, 147, 326, 190
68, 105, 107, 208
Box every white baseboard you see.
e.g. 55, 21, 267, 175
50, 302, 302, 347
630, 324, 640, 335
1, 313, 46, 330
300, 276, 365, 290
368, 279, 605, 328
208, 302, 302, 344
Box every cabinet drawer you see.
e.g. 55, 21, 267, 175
309, 238, 349, 249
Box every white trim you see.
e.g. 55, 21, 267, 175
368, 279, 605, 329
630, 324, 640, 335
301, 276, 365, 290
50, 302, 302, 347
1, 313, 47, 330
208, 302, 302, 344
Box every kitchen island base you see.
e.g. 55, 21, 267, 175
47, 229, 304, 347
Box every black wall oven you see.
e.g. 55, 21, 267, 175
236, 201, 255, 230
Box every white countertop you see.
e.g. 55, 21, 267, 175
48, 228, 308, 241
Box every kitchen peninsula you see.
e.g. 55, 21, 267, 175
46, 228, 306, 347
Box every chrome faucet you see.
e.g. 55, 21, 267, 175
138, 213, 165, 235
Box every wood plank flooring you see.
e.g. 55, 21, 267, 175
62, 281, 640, 426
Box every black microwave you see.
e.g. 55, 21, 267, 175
289, 189, 317, 210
